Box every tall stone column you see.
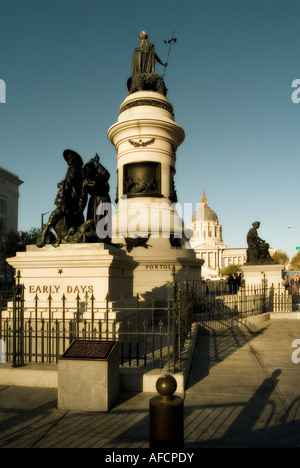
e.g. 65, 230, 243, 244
108, 91, 203, 298
108, 91, 184, 237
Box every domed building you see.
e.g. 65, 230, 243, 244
189, 191, 247, 278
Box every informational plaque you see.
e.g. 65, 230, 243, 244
61, 340, 117, 361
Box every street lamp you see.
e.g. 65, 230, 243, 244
41, 211, 51, 230
287, 226, 300, 253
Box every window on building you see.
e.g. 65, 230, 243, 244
0, 199, 6, 234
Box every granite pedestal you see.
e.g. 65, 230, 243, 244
7, 242, 138, 309
241, 263, 284, 289
57, 340, 119, 412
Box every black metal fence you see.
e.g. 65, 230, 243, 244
195, 279, 295, 331
0, 275, 196, 373
0, 275, 296, 372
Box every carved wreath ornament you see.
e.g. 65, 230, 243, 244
128, 138, 155, 147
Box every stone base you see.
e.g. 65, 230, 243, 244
241, 263, 284, 288
57, 340, 119, 412
7, 243, 138, 307
114, 238, 204, 300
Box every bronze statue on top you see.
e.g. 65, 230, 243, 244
37, 150, 111, 248
127, 31, 167, 95
131, 31, 166, 77
245, 221, 277, 265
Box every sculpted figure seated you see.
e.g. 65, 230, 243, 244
245, 221, 277, 265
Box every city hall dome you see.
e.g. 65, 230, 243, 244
189, 190, 250, 279
192, 191, 218, 223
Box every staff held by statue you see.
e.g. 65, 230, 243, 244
163, 28, 177, 78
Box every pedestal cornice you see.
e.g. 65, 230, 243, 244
107, 117, 185, 150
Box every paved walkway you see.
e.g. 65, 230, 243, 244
0, 319, 299, 449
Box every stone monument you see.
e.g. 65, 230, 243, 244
7, 30, 203, 306
107, 31, 204, 299
241, 221, 283, 288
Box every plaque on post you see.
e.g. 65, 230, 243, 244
58, 340, 119, 412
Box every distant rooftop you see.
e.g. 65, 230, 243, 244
0, 166, 23, 185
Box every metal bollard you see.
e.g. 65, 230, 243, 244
149, 374, 184, 449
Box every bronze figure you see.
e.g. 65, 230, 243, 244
37, 150, 111, 247
127, 31, 167, 95
131, 31, 166, 77
245, 221, 277, 265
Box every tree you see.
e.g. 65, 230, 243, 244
220, 264, 242, 277
0, 228, 40, 287
271, 250, 289, 266
290, 252, 300, 271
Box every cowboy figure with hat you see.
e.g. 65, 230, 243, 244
37, 149, 87, 247
61, 149, 86, 219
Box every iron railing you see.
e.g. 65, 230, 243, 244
0, 274, 296, 371
195, 280, 294, 331
0, 275, 196, 373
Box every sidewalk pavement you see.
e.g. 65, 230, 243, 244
0, 319, 299, 449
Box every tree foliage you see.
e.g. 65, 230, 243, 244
290, 251, 300, 270
271, 250, 289, 266
220, 264, 242, 277
0, 228, 40, 286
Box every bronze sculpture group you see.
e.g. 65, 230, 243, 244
37, 150, 111, 247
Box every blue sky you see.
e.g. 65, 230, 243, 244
1, 0, 300, 260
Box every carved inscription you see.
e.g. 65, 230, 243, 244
145, 264, 201, 270
28, 285, 94, 295
145, 264, 172, 270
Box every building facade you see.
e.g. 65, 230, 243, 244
0, 167, 23, 234
189, 191, 268, 278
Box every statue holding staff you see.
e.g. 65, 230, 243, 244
131, 31, 167, 78
128, 31, 173, 95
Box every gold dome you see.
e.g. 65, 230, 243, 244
192, 191, 219, 223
